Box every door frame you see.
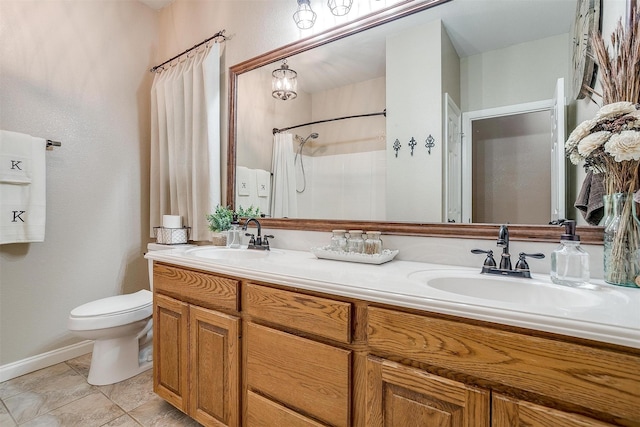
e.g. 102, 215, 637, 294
461, 99, 558, 224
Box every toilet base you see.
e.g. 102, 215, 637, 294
87, 334, 152, 386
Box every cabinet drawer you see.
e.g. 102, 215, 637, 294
368, 306, 640, 424
244, 283, 352, 343
153, 263, 239, 312
246, 390, 325, 427
246, 322, 351, 427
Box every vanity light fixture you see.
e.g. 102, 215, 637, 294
293, 0, 317, 29
327, 0, 353, 16
272, 60, 298, 101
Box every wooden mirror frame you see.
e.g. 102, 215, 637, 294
227, 0, 604, 244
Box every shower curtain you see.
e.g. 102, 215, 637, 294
149, 43, 221, 241
270, 133, 298, 218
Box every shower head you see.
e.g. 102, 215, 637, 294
303, 132, 319, 143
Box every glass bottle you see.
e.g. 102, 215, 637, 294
226, 214, 242, 249
330, 229, 347, 251
346, 230, 364, 253
364, 231, 383, 255
550, 220, 590, 287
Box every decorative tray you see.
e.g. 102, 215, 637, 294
310, 246, 399, 265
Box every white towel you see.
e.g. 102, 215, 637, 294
236, 166, 252, 196
0, 130, 34, 184
256, 169, 271, 198
0, 130, 46, 244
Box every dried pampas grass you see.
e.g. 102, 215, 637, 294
591, 1, 640, 104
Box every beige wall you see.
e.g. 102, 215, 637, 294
0, 1, 158, 366
386, 20, 449, 222
461, 33, 570, 112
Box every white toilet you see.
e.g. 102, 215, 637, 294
67, 243, 183, 385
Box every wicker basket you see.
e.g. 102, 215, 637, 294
153, 226, 191, 245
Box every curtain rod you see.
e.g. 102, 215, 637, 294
150, 30, 227, 73
272, 110, 387, 134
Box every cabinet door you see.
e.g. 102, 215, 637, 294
189, 305, 240, 427
492, 394, 615, 427
154, 293, 189, 411
366, 356, 490, 427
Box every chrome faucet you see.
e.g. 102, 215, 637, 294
471, 225, 544, 278
242, 218, 273, 250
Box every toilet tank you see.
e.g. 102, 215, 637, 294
146, 243, 194, 291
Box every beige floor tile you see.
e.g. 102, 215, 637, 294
2, 367, 94, 424
65, 353, 92, 378
103, 414, 143, 426
0, 353, 202, 427
0, 401, 16, 427
18, 391, 125, 427
0, 363, 71, 400
98, 369, 155, 412
128, 396, 201, 427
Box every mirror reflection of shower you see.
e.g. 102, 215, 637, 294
294, 132, 318, 193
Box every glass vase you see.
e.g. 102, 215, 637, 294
603, 193, 640, 288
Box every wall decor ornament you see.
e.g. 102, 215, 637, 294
408, 137, 417, 156
393, 139, 401, 158
425, 134, 435, 154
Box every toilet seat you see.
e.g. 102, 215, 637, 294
68, 289, 152, 331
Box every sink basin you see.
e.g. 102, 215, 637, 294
185, 247, 271, 260
408, 270, 603, 308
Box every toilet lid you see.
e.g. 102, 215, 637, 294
70, 290, 152, 318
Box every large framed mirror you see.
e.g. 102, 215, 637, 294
227, 0, 604, 244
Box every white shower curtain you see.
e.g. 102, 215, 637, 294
150, 43, 221, 241
270, 133, 298, 218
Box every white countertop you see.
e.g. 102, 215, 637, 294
145, 246, 640, 349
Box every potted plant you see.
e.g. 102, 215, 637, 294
206, 205, 262, 246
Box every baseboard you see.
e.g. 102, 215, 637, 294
0, 340, 93, 383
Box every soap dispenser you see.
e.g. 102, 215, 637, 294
226, 214, 242, 249
550, 220, 590, 287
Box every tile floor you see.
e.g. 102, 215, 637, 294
0, 353, 201, 426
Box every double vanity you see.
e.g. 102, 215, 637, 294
145, 245, 640, 426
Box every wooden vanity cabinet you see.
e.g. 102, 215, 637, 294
153, 263, 241, 427
367, 306, 640, 427
152, 263, 639, 427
